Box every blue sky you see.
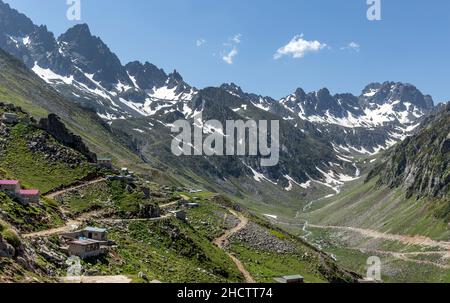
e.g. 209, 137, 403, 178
4, 0, 450, 102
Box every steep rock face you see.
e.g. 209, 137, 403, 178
125, 61, 167, 91
0, 234, 15, 258
361, 82, 434, 110
368, 103, 449, 198
58, 24, 132, 90
38, 114, 96, 162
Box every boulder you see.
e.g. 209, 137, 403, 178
0, 234, 15, 258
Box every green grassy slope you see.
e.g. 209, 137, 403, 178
0, 49, 141, 169
301, 177, 449, 240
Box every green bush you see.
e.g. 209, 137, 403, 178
0, 220, 7, 232
2, 228, 21, 249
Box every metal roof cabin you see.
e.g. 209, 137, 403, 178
81, 227, 108, 242
274, 275, 304, 284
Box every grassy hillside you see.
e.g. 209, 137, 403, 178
0, 49, 142, 170
302, 177, 450, 240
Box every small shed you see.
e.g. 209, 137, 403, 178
274, 275, 304, 284
0, 180, 20, 194
97, 157, 112, 169
81, 227, 108, 242
2, 112, 18, 124
19, 189, 40, 204
68, 239, 103, 259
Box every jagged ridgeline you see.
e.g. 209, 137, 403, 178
0, 0, 438, 206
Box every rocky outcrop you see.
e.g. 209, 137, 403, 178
26, 131, 86, 165
38, 114, 96, 162
0, 234, 15, 258
229, 222, 297, 254
138, 203, 160, 219
368, 102, 450, 198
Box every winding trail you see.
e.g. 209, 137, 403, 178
60, 275, 132, 284
25, 182, 184, 238
23, 211, 101, 239
45, 178, 106, 199
213, 209, 256, 283
353, 248, 450, 269
97, 214, 172, 224
308, 224, 450, 251
23, 178, 107, 238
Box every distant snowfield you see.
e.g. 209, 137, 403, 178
32, 64, 74, 85
29, 62, 424, 195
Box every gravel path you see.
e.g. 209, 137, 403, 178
213, 209, 256, 283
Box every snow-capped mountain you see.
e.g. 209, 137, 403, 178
0, 0, 437, 196
0, 2, 196, 120
221, 81, 434, 155
0, 1, 433, 131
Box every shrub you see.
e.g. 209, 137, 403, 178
2, 228, 21, 249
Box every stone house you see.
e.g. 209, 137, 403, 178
97, 157, 112, 169
2, 112, 18, 124
274, 275, 304, 284
81, 227, 108, 242
68, 239, 103, 259
0, 180, 40, 205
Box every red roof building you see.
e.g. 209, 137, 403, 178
0, 180, 20, 193
19, 189, 40, 204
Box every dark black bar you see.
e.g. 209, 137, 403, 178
0, 283, 449, 302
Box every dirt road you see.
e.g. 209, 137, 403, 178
213, 209, 256, 283
97, 214, 172, 224
45, 178, 106, 199
354, 248, 450, 269
309, 224, 450, 251
60, 275, 132, 283
22, 211, 101, 238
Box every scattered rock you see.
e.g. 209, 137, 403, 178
229, 222, 297, 254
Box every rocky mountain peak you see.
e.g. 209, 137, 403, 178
58, 23, 92, 43
168, 69, 183, 83
361, 81, 434, 110
58, 23, 131, 90
293, 87, 306, 99
0, 0, 35, 37
220, 83, 245, 97
125, 61, 167, 91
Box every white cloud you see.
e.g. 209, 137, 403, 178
341, 42, 360, 52
220, 34, 242, 64
274, 34, 327, 59
196, 39, 206, 47
222, 47, 238, 64
231, 34, 242, 44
